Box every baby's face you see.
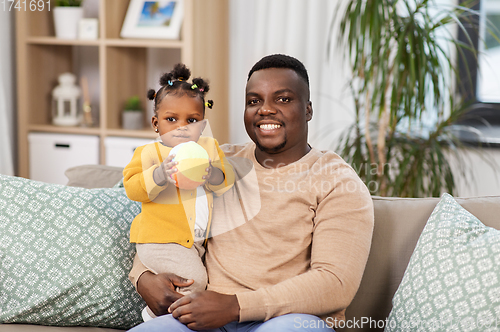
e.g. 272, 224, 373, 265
153, 94, 206, 147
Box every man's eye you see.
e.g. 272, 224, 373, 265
247, 99, 259, 105
278, 97, 291, 102
188, 118, 198, 123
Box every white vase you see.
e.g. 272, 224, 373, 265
122, 112, 144, 130
53, 7, 83, 39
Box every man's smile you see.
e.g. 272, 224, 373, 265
259, 124, 281, 130
256, 121, 283, 134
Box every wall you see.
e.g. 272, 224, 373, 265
226, 0, 500, 198
0, 8, 16, 175
5, 1, 500, 196
454, 148, 500, 197
228, 0, 355, 150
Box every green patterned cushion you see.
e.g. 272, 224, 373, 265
386, 194, 500, 332
0, 174, 144, 329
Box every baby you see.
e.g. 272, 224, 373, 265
123, 64, 234, 321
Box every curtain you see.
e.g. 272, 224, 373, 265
0, 10, 15, 176
228, 0, 354, 150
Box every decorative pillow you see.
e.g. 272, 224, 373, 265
385, 194, 500, 332
0, 174, 144, 329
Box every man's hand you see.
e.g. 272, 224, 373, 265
136, 271, 194, 316
169, 291, 240, 330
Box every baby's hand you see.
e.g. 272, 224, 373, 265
203, 159, 224, 186
160, 154, 178, 185
202, 159, 213, 185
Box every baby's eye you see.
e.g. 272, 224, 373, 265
188, 118, 198, 123
167, 117, 176, 122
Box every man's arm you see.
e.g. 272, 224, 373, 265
169, 165, 374, 326
129, 253, 194, 316
131, 255, 240, 327
235, 166, 374, 321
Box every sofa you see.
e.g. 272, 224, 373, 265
1, 165, 499, 332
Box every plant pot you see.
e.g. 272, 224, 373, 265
53, 7, 83, 39
122, 111, 144, 130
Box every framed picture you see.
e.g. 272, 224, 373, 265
120, 0, 183, 39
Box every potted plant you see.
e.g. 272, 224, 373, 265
122, 96, 144, 130
333, 0, 487, 197
53, 0, 84, 39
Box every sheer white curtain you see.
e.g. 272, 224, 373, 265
0, 10, 15, 176
228, 0, 354, 150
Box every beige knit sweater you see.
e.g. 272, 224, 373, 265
129, 142, 374, 325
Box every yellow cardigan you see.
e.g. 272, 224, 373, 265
123, 137, 234, 247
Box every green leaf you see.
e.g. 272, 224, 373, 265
54, 0, 82, 6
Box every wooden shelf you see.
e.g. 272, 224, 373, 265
106, 129, 157, 139
28, 124, 101, 136
26, 36, 101, 46
26, 37, 184, 49
16, 0, 229, 178
28, 125, 158, 140
104, 38, 184, 48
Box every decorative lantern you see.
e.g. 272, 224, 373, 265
52, 72, 81, 126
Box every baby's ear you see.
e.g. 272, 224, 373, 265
151, 115, 158, 130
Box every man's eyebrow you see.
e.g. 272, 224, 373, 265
274, 88, 294, 94
246, 88, 295, 97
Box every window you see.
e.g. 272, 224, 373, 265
458, 0, 500, 126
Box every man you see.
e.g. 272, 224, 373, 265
128, 54, 374, 331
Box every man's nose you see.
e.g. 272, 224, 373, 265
258, 100, 277, 115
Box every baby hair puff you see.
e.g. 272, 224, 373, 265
148, 63, 213, 113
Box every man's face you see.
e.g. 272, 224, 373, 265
244, 68, 312, 155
